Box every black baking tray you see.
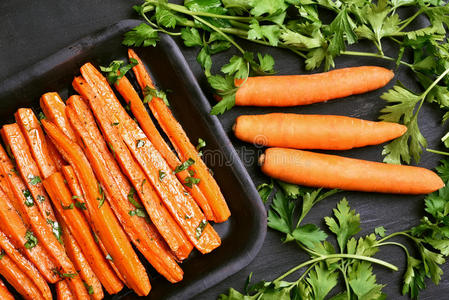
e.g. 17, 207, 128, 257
0, 19, 266, 299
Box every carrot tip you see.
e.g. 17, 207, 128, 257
258, 154, 265, 166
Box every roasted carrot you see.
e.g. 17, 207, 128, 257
2, 124, 57, 222
128, 49, 230, 223
0, 230, 52, 300
61, 165, 125, 284
40, 92, 76, 141
0, 253, 44, 300
60, 216, 103, 300
231, 66, 394, 107
42, 120, 150, 296
66, 95, 184, 282
73, 76, 193, 260
15, 108, 62, 178
43, 172, 124, 295
0, 279, 14, 300
0, 144, 89, 299
233, 113, 407, 150
114, 74, 215, 221
260, 147, 444, 194
79, 63, 220, 253
0, 149, 58, 283
56, 281, 74, 300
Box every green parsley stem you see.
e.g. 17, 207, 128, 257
340, 51, 413, 68
274, 253, 398, 282
191, 15, 246, 55
148, 0, 257, 22
377, 231, 412, 243
141, 12, 182, 36
426, 148, 449, 156
376, 242, 411, 257
396, 8, 424, 32
339, 264, 351, 300
297, 262, 318, 282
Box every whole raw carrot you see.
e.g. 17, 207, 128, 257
40, 92, 76, 141
15, 108, 62, 178
0, 253, 44, 300
0, 142, 89, 300
260, 148, 444, 194
0, 230, 52, 300
0, 185, 58, 283
114, 74, 215, 221
42, 120, 150, 296
60, 216, 103, 300
80, 63, 221, 254
128, 49, 230, 223
56, 281, 74, 300
43, 172, 124, 295
61, 165, 126, 284
233, 66, 394, 107
73, 76, 194, 261
0, 279, 14, 300
66, 96, 184, 282
233, 113, 407, 150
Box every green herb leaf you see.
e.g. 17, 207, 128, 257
257, 181, 274, 203
28, 174, 41, 185
174, 158, 195, 173
61, 202, 74, 210
100, 58, 138, 85
24, 230, 38, 249
127, 187, 143, 209
195, 219, 208, 239
184, 176, 200, 188
123, 23, 159, 47
47, 219, 63, 244
23, 190, 34, 207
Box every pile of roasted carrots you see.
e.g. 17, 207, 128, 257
0, 49, 230, 299
231, 66, 444, 194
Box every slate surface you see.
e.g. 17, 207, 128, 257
0, 0, 448, 299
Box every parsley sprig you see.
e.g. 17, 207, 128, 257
225, 171, 449, 299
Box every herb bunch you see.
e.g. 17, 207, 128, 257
124, 0, 449, 165
219, 162, 449, 299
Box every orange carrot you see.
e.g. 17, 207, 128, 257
233, 113, 407, 150
232, 66, 394, 107
79, 63, 221, 254
114, 74, 215, 221
0, 148, 58, 283
0, 144, 89, 299
42, 120, 150, 296
60, 216, 103, 300
0, 230, 52, 300
2, 124, 56, 221
40, 92, 76, 141
0, 253, 44, 300
15, 108, 62, 178
128, 49, 230, 223
73, 76, 193, 260
260, 147, 444, 194
0, 279, 14, 300
61, 165, 125, 284
66, 95, 184, 282
43, 172, 124, 295
56, 281, 74, 300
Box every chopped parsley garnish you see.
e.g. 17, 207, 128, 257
127, 187, 143, 209
22, 190, 34, 207
195, 220, 207, 240
24, 230, 38, 249
28, 174, 41, 185
174, 158, 195, 174
159, 170, 166, 181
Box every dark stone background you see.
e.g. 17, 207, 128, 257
0, 1, 447, 299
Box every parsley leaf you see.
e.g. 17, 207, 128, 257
24, 230, 38, 249
174, 158, 195, 173
100, 58, 138, 85
122, 23, 159, 47
257, 181, 274, 203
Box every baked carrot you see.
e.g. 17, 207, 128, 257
0, 144, 89, 299
233, 113, 407, 150
40, 92, 76, 141
0, 148, 58, 283
231, 66, 394, 107
15, 108, 62, 178
42, 120, 150, 296
73, 76, 193, 260
128, 49, 230, 223
56, 281, 74, 300
61, 165, 125, 284
260, 147, 444, 194
0, 253, 44, 300
79, 63, 220, 253
43, 172, 124, 295
2, 124, 57, 222
0, 279, 14, 300
59, 216, 103, 300
66, 95, 184, 282
0, 230, 52, 300
114, 74, 215, 221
